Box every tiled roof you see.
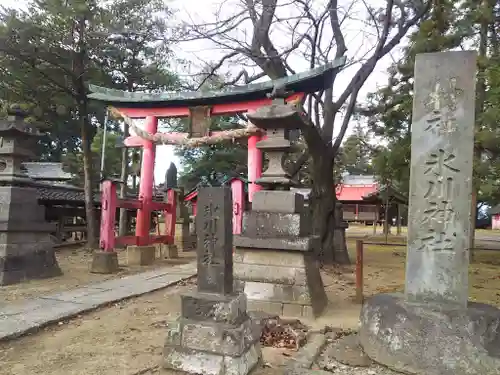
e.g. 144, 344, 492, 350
291, 184, 379, 202
35, 182, 100, 204
336, 184, 378, 201
23, 162, 72, 181
292, 177, 407, 204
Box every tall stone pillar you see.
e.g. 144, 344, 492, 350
233, 94, 327, 318
0, 106, 62, 285
359, 52, 500, 375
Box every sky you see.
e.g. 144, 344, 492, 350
2, 0, 403, 185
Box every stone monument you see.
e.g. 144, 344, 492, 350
359, 51, 500, 374
233, 93, 327, 318
165, 162, 178, 190
0, 105, 62, 285
163, 187, 262, 375
163, 162, 192, 252
333, 202, 349, 263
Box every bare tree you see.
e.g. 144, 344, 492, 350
175, 0, 429, 264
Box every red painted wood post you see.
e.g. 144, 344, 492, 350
192, 200, 198, 217
164, 189, 176, 244
355, 240, 364, 304
247, 134, 263, 202
99, 180, 117, 251
135, 116, 158, 245
231, 179, 245, 235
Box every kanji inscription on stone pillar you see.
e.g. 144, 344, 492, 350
196, 187, 233, 294
405, 51, 476, 308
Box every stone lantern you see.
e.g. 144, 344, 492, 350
0, 105, 61, 285
233, 91, 328, 318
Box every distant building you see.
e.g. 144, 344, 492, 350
293, 174, 407, 224
184, 174, 407, 226
490, 205, 500, 229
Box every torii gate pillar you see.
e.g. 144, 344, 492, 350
136, 116, 158, 243
248, 134, 263, 202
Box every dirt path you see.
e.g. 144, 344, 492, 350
0, 269, 364, 375
0, 243, 498, 375
0, 248, 196, 305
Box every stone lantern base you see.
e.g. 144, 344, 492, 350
0, 186, 62, 285
359, 293, 500, 375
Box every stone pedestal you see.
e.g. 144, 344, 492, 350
126, 245, 155, 265
162, 243, 178, 259
234, 191, 327, 318
90, 251, 119, 274
0, 188, 62, 285
175, 219, 194, 251
360, 294, 500, 375
163, 292, 262, 375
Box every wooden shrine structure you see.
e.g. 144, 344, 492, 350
87, 58, 345, 260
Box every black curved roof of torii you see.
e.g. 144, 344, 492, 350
87, 58, 346, 108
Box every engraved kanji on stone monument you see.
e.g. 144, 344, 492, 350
196, 187, 233, 294
202, 202, 221, 265
417, 147, 459, 248
405, 52, 476, 307
424, 79, 462, 135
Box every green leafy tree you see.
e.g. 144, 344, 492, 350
62, 128, 123, 188
360, 0, 462, 196
176, 118, 248, 190
341, 124, 373, 176
0, 0, 179, 246
97, 0, 180, 235
0, 0, 111, 247
177, 0, 430, 264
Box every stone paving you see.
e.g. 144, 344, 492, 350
0, 261, 197, 341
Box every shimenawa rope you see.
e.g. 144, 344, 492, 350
108, 107, 262, 147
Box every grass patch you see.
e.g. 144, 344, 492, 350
345, 240, 500, 307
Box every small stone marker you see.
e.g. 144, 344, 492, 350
163, 187, 262, 375
405, 51, 475, 308
196, 187, 233, 294
359, 52, 500, 375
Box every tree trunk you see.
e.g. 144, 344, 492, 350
118, 122, 130, 237
75, 15, 97, 249
80, 110, 98, 249
471, 0, 489, 260
309, 147, 350, 265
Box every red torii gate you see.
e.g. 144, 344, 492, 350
88, 59, 345, 253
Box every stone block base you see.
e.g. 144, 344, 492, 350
90, 251, 119, 274
234, 248, 327, 318
180, 292, 248, 324
0, 248, 62, 286
164, 343, 261, 375
175, 222, 195, 251
359, 293, 500, 375
163, 292, 262, 375
163, 244, 178, 259
126, 245, 155, 266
